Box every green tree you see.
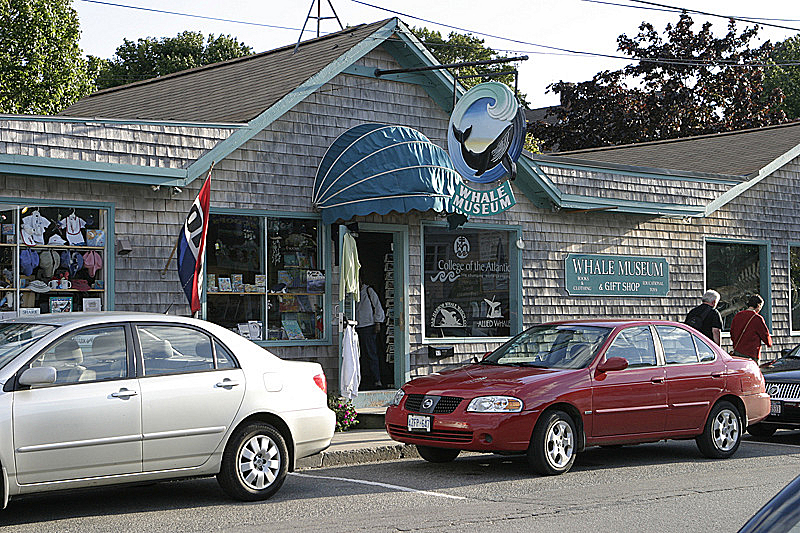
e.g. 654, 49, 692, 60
530, 14, 787, 152
411, 27, 528, 106
765, 35, 800, 120
95, 31, 253, 90
0, 0, 94, 114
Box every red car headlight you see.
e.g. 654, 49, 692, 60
466, 396, 523, 413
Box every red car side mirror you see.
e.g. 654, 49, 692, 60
597, 357, 629, 373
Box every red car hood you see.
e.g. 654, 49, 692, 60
404, 363, 573, 397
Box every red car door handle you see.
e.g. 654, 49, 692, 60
711, 372, 723, 378
651, 376, 664, 383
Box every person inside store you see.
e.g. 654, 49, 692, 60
730, 294, 772, 364
684, 289, 723, 346
356, 281, 385, 389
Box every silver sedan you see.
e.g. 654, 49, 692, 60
0, 312, 335, 506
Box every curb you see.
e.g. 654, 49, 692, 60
296, 443, 420, 470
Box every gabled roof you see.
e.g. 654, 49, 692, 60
518, 120, 800, 217
60, 20, 394, 123
539, 121, 800, 178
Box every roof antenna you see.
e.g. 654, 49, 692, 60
294, 0, 344, 54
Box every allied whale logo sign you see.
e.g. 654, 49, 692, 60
448, 81, 526, 184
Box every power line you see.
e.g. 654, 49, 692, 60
581, 0, 800, 23
624, 0, 800, 32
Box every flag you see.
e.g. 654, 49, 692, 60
177, 170, 212, 313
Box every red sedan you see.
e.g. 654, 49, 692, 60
386, 320, 769, 475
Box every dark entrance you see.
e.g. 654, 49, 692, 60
356, 231, 394, 389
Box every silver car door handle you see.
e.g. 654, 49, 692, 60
111, 388, 138, 398
216, 380, 242, 388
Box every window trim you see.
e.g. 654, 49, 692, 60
654, 324, 700, 365
420, 220, 523, 343
788, 242, 800, 334
132, 322, 240, 378
704, 237, 771, 333
203, 208, 331, 347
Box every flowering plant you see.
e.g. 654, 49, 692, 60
327, 394, 359, 431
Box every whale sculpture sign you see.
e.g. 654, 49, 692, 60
447, 82, 526, 184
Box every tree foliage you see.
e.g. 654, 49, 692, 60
411, 27, 528, 106
95, 31, 253, 90
765, 35, 800, 120
0, 0, 94, 114
530, 14, 788, 152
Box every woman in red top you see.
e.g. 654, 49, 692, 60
730, 294, 772, 363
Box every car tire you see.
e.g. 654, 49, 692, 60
417, 445, 460, 463
217, 422, 289, 501
528, 410, 577, 475
747, 423, 777, 438
696, 401, 741, 459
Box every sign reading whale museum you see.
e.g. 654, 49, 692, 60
449, 180, 515, 217
565, 254, 669, 297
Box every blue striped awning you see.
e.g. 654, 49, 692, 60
312, 124, 460, 224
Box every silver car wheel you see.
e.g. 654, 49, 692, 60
238, 435, 281, 490
545, 419, 574, 469
712, 408, 740, 452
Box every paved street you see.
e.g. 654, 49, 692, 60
2, 433, 799, 533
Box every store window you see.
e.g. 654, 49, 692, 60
0, 204, 108, 318
791, 246, 800, 332
706, 241, 766, 331
205, 214, 325, 343
423, 225, 516, 339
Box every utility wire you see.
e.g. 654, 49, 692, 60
581, 0, 800, 23
625, 0, 800, 32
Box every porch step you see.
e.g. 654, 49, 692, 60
356, 406, 387, 429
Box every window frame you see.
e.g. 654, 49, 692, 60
789, 243, 800, 333
132, 322, 240, 378
420, 220, 523, 344
655, 324, 700, 365
704, 237, 771, 334
605, 325, 658, 368
203, 208, 330, 347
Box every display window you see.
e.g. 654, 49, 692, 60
423, 225, 516, 339
205, 213, 325, 343
706, 241, 768, 331
790, 245, 800, 332
0, 204, 108, 317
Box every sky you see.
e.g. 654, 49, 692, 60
72, 0, 800, 107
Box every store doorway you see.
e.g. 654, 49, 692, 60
356, 231, 395, 390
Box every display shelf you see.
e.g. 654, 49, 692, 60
22, 244, 104, 251
208, 291, 266, 296
20, 288, 104, 292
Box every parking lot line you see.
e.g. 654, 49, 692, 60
290, 472, 467, 500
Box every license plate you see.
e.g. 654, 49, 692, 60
771, 401, 782, 416
407, 414, 431, 432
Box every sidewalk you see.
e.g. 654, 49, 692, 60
296, 427, 420, 470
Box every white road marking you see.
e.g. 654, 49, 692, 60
290, 472, 467, 500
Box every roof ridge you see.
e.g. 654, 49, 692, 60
556, 119, 800, 155
86, 19, 394, 99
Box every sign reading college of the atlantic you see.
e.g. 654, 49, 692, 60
565, 254, 670, 297
446, 82, 526, 216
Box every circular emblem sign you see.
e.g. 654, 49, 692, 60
447, 81, 526, 184
454, 235, 470, 259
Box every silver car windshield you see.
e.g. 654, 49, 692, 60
483, 325, 611, 369
0, 323, 57, 370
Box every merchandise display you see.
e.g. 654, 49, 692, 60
0, 205, 107, 315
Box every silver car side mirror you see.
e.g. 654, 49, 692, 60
19, 366, 57, 386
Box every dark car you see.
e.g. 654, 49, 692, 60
747, 369, 800, 437
739, 475, 800, 533
386, 320, 770, 475
761, 345, 800, 373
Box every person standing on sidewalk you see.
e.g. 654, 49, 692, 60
685, 290, 723, 346
356, 281, 385, 389
730, 294, 772, 364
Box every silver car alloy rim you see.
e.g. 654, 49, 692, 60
546, 419, 574, 469
713, 408, 740, 452
238, 435, 281, 490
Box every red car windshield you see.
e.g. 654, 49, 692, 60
483, 324, 611, 369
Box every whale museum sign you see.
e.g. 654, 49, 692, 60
565, 254, 670, 297
446, 82, 525, 216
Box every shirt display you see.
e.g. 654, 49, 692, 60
60, 213, 87, 245
21, 210, 51, 245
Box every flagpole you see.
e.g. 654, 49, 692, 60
162, 162, 215, 275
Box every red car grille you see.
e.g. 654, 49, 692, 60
387, 424, 473, 444
404, 394, 463, 414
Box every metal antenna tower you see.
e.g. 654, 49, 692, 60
294, 0, 344, 53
